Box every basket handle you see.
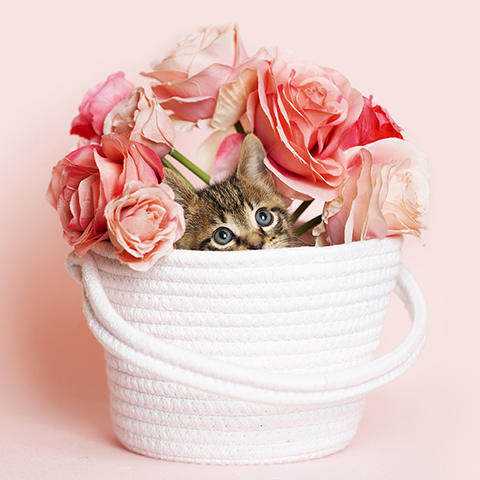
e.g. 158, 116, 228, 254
68, 251, 428, 406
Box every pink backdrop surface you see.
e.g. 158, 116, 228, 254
1, 1, 479, 478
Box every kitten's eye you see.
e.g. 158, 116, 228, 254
213, 227, 235, 245
255, 208, 273, 227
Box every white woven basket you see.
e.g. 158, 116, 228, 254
67, 236, 427, 465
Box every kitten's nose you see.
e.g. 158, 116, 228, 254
246, 233, 265, 250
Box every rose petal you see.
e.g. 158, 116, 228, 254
211, 68, 258, 130
210, 133, 245, 183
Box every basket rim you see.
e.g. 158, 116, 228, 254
86, 235, 404, 269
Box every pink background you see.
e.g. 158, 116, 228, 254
1, 0, 479, 478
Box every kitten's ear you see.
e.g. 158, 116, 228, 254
163, 168, 196, 207
235, 133, 274, 186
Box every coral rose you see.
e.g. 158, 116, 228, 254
70, 72, 134, 143
314, 138, 430, 245
246, 48, 364, 202
143, 24, 261, 130
105, 181, 185, 271
47, 133, 164, 256
103, 86, 175, 158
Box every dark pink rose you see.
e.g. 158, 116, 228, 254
339, 95, 403, 150
47, 144, 108, 255
246, 48, 364, 202
70, 72, 134, 142
47, 133, 164, 255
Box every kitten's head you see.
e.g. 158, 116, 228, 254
165, 134, 295, 251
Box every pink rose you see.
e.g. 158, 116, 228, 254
339, 95, 403, 150
47, 133, 164, 255
47, 144, 109, 254
314, 138, 430, 245
246, 48, 364, 202
105, 181, 185, 271
70, 72, 134, 142
370, 139, 430, 237
143, 24, 261, 130
103, 86, 175, 158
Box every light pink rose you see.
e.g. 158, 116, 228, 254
246, 48, 364, 202
370, 138, 430, 237
105, 181, 185, 271
47, 133, 164, 256
339, 95, 403, 150
70, 72, 134, 143
314, 138, 430, 245
143, 24, 261, 130
103, 86, 175, 158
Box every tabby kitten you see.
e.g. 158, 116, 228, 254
164, 134, 295, 251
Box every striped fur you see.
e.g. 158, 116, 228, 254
164, 134, 295, 251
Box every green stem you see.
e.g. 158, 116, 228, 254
161, 158, 196, 192
294, 214, 323, 236
234, 120, 246, 134
290, 199, 314, 224
168, 149, 210, 185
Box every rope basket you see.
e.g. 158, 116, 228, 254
67, 236, 427, 465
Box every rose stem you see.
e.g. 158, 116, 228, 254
293, 214, 323, 236
234, 121, 246, 134
168, 149, 211, 185
161, 158, 196, 192
290, 199, 314, 223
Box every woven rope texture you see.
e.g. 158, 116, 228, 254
67, 236, 427, 465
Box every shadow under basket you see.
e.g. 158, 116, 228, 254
67, 236, 427, 465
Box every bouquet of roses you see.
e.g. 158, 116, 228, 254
47, 24, 430, 271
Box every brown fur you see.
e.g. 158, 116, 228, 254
164, 134, 295, 251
